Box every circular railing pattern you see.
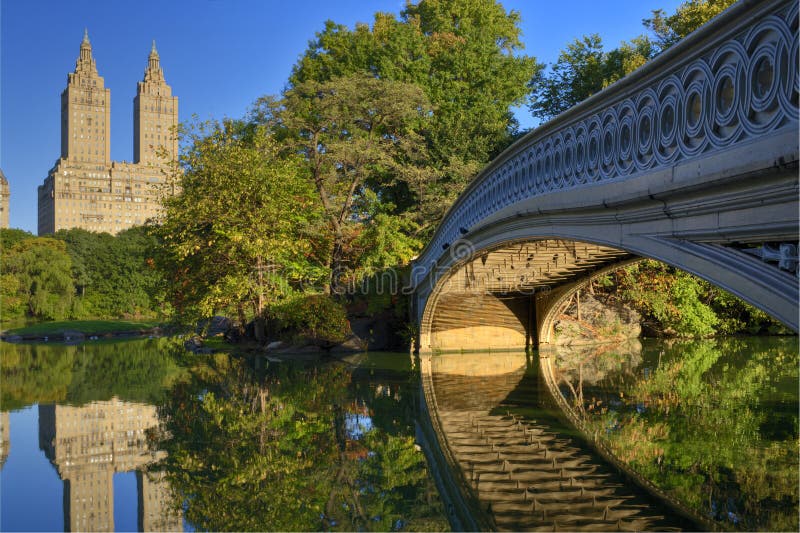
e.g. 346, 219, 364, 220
413, 0, 798, 287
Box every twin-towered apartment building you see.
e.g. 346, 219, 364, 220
37, 30, 178, 235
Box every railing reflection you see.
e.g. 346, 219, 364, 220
424, 350, 693, 531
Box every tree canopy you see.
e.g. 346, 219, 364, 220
153, 120, 325, 330
291, 0, 540, 232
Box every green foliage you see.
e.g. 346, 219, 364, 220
0, 228, 166, 323
606, 260, 786, 337
53, 227, 165, 319
352, 213, 423, 279
154, 120, 325, 324
570, 337, 799, 530
0, 338, 186, 411
291, 0, 539, 233
0, 228, 34, 250
617, 261, 717, 337
268, 73, 431, 292
1, 237, 76, 321
529, 0, 735, 121
644, 0, 738, 51
267, 294, 351, 345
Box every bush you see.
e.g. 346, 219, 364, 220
267, 295, 351, 346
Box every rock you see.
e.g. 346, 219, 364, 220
62, 330, 86, 341
272, 343, 324, 355
224, 327, 241, 343
197, 316, 233, 337
553, 292, 641, 346
265, 340, 286, 351
184, 335, 213, 354
330, 334, 367, 353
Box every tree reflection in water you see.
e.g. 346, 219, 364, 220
153, 353, 449, 532
550, 337, 799, 531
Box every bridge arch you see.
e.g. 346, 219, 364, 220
417, 228, 796, 353
411, 0, 798, 353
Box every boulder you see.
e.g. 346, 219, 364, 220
184, 335, 213, 354
330, 334, 367, 353
264, 340, 286, 351
553, 292, 641, 346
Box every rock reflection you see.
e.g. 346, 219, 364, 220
426, 352, 684, 531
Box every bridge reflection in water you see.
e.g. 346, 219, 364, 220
421, 351, 697, 532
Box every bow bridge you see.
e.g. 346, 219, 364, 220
410, 0, 798, 353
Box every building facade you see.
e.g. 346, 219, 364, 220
38, 31, 178, 235
0, 168, 9, 228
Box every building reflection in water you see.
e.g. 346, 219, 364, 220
38, 399, 182, 532
0, 411, 9, 470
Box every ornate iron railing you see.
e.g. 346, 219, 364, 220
412, 0, 798, 288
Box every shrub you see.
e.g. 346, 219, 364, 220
268, 295, 350, 346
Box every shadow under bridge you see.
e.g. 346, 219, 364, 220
417, 239, 635, 353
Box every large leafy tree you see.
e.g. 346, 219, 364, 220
154, 120, 325, 334
264, 74, 431, 292
291, 0, 539, 232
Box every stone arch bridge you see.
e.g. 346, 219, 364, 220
410, 0, 798, 353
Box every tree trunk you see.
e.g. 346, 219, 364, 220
254, 316, 266, 344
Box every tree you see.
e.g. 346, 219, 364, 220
1, 237, 76, 321
154, 120, 324, 337
529, 0, 736, 121
291, 0, 540, 233
529, 34, 608, 120
644, 0, 737, 52
53, 227, 165, 319
268, 74, 431, 292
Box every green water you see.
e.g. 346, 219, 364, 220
549, 336, 799, 531
0, 339, 449, 531
2, 335, 796, 531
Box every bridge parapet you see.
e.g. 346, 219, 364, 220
412, 0, 798, 291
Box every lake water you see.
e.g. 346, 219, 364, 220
1, 336, 796, 531
0, 339, 449, 531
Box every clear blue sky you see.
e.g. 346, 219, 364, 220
1, 0, 682, 234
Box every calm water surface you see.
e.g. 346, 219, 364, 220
0, 338, 449, 532
2, 336, 796, 531
548, 336, 799, 531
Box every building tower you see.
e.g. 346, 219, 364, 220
38, 32, 178, 235
61, 29, 111, 165
133, 41, 178, 165
0, 168, 9, 229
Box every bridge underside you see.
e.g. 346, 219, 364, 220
423, 240, 633, 353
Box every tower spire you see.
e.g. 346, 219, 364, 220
144, 39, 164, 82
75, 28, 97, 75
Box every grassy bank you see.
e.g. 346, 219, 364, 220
2, 319, 162, 337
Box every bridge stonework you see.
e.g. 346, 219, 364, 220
411, 0, 799, 353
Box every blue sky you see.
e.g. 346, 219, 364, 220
1, 0, 682, 234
